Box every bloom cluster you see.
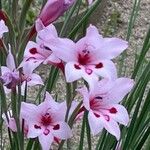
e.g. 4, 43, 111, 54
0, 1, 134, 150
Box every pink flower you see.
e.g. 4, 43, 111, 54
49, 25, 128, 83
0, 48, 20, 90
2, 110, 28, 135
21, 92, 72, 150
38, 0, 75, 27
0, 48, 43, 94
20, 23, 61, 72
0, 19, 8, 38
77, 78, 134, 140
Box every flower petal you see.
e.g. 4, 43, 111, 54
27, 123, 43, 138
105, 104, 129, 126
27, 73, 44, 86
0, 20, 8, 38
38, 133, 53, 150
93, 60, 117, 80
101, 117, 120, 140
88, 110, 103, 135
6, 48, 16, 71
52, 122, 72, 139
65, 62, 82, 82
77, 87, 90, 110
98, 37, 128, 59
49, 38, 77, 62
104, 78, 134, 104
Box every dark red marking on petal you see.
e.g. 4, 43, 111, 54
94, 113, 100, 118
53, 124, 60, 130
74, 64, 81, 69
43, 128, 50, 135
34, 124, 41, 129
78, 53, 91, 65
25, 57, 36, 62
95, 63, 103, 69
109, 107, 117, 114
95, 96, 102, 99
29, 48, 38, 54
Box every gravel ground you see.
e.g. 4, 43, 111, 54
1, 0, 150, 149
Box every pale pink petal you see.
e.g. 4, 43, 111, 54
44, 92, 59, 110
65, 62, 82, 82
49, 38, 77, 62
6, 48, 16, 71
27, 123, 43, 138
2, 111, 17, 132
88, 110, 103, 135
38, 133, 53, 150
36, 22, 58, 42
27, 73, 44, 86
98, 38, 128, 59
104, 104, 129, 126
93, 60, 117, 80
1, 66, 11, 75
102, 117, 120, 140
0, 20, 8, 38
76, 87, 90, 110
52, 122, 72, 139
35, 18, 45, 32
21, 102, 39, 122
103, 78, 134, 104
19, 59, 43, 73
43, 53, 61, 64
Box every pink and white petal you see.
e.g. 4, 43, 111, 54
1, 66, 11, 75
36, 22, 58, 42
21, 102, 39, 122
0, 20, 8, 38
98, 38, 128, 59
105, 104, 129, 126
2, 111, 17, 132
35, 18, 45, 32
52, 122, 72, 139
23, 41, 45, 59
93, 60, 117, 80
27, 123, 43, 138
101, 117, 120, 140
6, 48, 16, 71
106, 78, 134, 104
76, 87, 90, 110
65, 62, 82, 82
43, 53, 61, 64
88, 110, 103, 135
19, 59, 43, 73
48, 38, 77, 62
27, 73, 44, 86
44, 92, 59, 111
38, 133, 53, 150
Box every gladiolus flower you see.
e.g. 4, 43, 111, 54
0, 48, 20, 90
20, 23, 62, 72
0, 19, 8, 38
77, 78, 134, 140
48, 25, 128, 83
21, 92, 72, 150
0, 47, 43, 94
